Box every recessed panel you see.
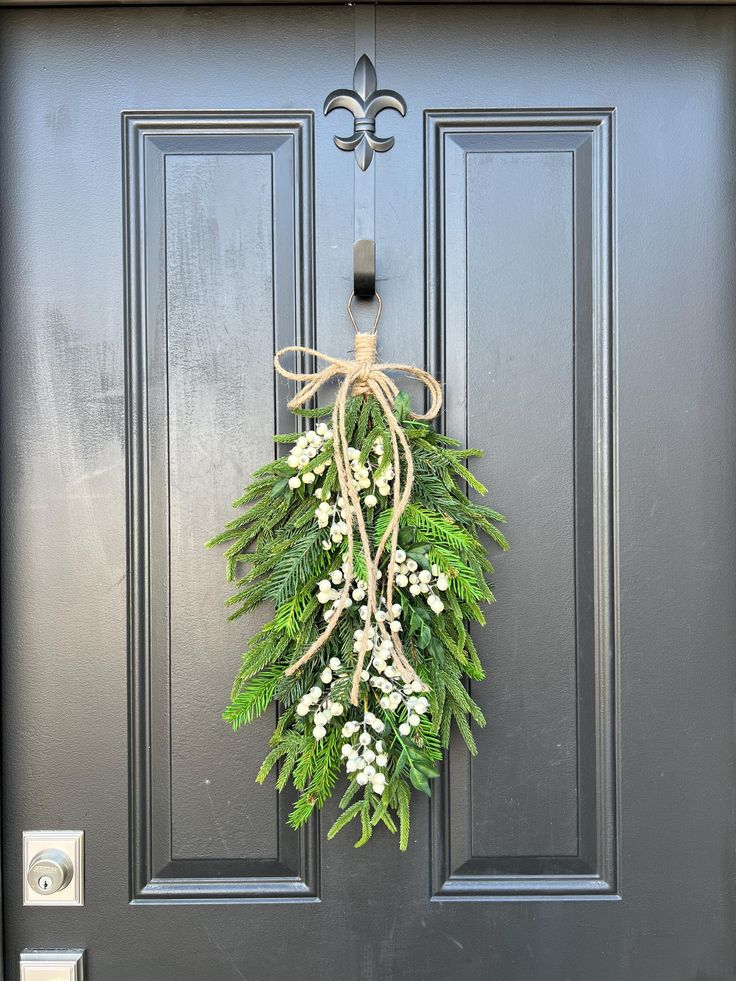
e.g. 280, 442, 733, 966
125, 112, 318, 901
165, 152, 277, 861
426, 110, 616, 898
466, 149, 577, 858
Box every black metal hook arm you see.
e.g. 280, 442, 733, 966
354, 239, 376, 297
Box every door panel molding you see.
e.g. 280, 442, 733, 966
123, 111, 319, 903
426, 109, 618, 900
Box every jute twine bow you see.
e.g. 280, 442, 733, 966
274, 293, 443, 705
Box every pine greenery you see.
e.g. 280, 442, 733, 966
207, 391, 507, 849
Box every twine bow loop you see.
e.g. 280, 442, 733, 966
273, 292, 442, 704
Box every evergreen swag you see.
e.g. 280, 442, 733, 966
207, 391, 508, 849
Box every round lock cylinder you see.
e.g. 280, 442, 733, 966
27, 848, 74, 896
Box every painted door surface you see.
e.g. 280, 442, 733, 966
2, 5, 735, 979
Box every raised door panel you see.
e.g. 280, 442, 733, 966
124, 112, 318, 900
426, 111, 616, 898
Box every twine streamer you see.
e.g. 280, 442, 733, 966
274, 293, 443, 705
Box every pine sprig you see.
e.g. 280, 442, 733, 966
224, 665, 283, 730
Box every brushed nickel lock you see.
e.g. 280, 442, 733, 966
27, 849, 73, 896
23, 831, 84, 906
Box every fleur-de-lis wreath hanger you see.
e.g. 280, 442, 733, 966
324, 54, 407, 171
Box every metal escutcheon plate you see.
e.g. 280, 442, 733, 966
23, 831, 84, 906
20, 949, 85, 981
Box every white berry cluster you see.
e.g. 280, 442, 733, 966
346, 441, 394, 509
364, 637, 429, 735
316, 561, 392, 623
286, 423, 332, 491
313, 490, 349, 550
341, 717, 387, 794
295, 656, 345, 739
393, 549, 449, 615
358, 597, 399, 629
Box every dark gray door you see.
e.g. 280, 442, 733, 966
2, 4, 735, 979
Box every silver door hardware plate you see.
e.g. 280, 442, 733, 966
20, 949, 85, 981
23, 831, 84, 906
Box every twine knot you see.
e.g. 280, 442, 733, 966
272, 293, 442, 704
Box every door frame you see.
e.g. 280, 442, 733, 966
0, 0, 727, 978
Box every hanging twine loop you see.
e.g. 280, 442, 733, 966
273, 292, 443, 705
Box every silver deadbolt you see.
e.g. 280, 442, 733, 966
27, 849, 73, 896
23, 831, 84, 906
